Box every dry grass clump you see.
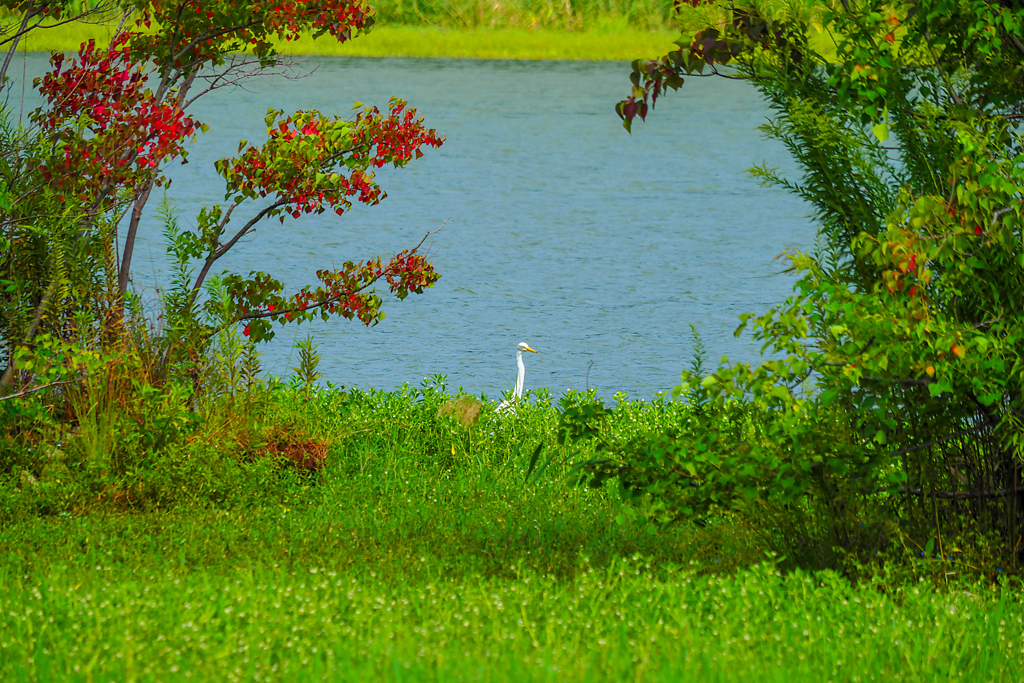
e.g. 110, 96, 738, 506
437, 396, 484, 430
259, 428, 329, 472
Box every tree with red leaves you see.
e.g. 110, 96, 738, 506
0, 0, 443, 385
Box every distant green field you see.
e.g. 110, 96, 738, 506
13, 18, 841, 63
277, 25, 679, 60
18, 19, 678, 61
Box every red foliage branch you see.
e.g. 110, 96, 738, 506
186, 100, 444, 341
223, 229, 442, 343
215, 98, 443, 221
32, 34, 201, 206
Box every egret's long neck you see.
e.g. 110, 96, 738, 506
515, 350, 525, 398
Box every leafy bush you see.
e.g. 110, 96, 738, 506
598, 0, 1024, 569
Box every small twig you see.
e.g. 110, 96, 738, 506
212, 200, 287, 261
860, 375, 934, 386
183, 56, 307, 109
170, 18, 264, 70
919, 231, 982, 240
968, 317, 1002, 330
888, 426, 983, 459
586, 360, 594, 392
886, 484, 1024, 500
410, 217, 449, 252
991, 206, 1014, 226
108, 8, 131, 43
0, 378, 78, 402
785, 368, 814, 391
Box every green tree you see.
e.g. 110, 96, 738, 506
583, 0, 1024, 567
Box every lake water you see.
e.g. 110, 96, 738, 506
14, 53, 814, 400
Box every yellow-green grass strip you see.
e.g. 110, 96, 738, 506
19, 21, 678, 61
276, 25, 678, 60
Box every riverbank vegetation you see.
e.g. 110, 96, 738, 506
4, 0, 1024, 680
4, 379, 1024, 679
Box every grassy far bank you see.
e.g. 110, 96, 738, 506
17, 18, 679, 61
2, 382, 1023, 680
12, 15, 843, 63
277, 25, 679, 61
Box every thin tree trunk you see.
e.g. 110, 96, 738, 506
117, 181, 154, 299
0, 3, 34, 87
116, 71, 195, 301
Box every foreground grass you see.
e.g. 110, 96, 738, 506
1, 384, 1022, 680
18, 19, 678, 60
3, 556, 1020, 682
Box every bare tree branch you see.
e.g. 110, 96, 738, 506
170, 18, 264, 71
0, 377, 78, 402
213, 200, 289, 262
891, 484, 1024, 500
888, 426, 985, 460
117, 181, 154, 297
185, 200, 242, 308
183, 56, 308, 109
860, 375, 934, 386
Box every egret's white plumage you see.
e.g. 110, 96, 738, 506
497, 341, 538, 414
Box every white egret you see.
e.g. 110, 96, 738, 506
497, 341, 538, 414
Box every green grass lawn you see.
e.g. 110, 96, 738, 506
3, 551, 1018, 681
1, 385, 1022, 681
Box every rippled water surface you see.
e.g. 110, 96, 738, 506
17, 54, 814, 399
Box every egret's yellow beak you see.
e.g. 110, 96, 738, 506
524, 345, 538, 353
